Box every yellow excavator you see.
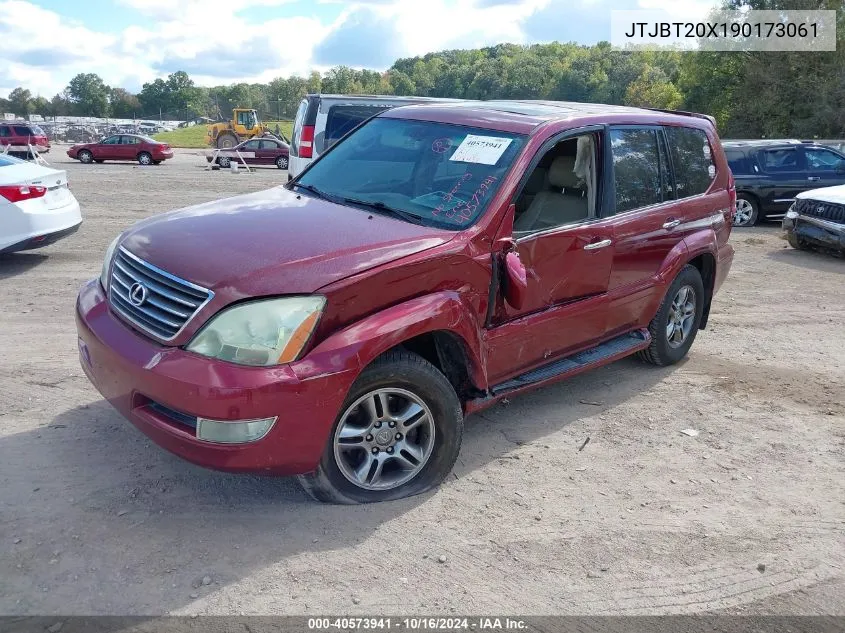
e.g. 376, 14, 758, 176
206, 108, 279, 149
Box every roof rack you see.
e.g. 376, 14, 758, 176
641, 107, 717, 127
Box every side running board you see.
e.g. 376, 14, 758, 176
490, 329, 650, 396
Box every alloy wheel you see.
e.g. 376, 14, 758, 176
333, 388, 435, 491
734, 199, 755, 226
666, 285, 696, 348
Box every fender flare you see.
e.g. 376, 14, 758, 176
293, 291, 488, 390
644, 228, 718, 323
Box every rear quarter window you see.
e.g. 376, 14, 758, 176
13, 126, 35, 136
664, 126, 715, 198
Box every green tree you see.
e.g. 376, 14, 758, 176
66, 73, 110, 117
109, 88, 142, 119
7, 87, 33, 116
625, 67, 683, 110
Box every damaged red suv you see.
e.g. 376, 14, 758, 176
76, 101, 735, 503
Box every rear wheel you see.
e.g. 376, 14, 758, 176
216, 133, 238, 149
276, 155, 288, 170
137, 152, 152, 166
298, 351, 463, 504
733, 195, 759, 227
638, 265, 705, 367
78, 150, 93, 164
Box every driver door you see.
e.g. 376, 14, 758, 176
485, 129, 614, 384
96, 135, 121, 160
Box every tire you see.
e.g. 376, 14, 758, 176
217, 156, 231, 168
733, 194, 759, 227
216, 133, 238, 149
78, 150, 93, 164
638, 265, 705, 367
787, 232, 808, 251
298, 351, 463, 504
276, 155, 288, 170
137, 152, 152, 166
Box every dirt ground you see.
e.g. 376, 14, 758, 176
0, 148, 843, 616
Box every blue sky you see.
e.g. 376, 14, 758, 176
0, 0, 715, 98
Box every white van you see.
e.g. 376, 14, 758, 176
288, 94, 461, 179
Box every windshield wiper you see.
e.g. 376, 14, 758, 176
340, 197, 424, 225
294, 183, 338, 202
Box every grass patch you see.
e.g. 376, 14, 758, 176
154, 120, 294, 149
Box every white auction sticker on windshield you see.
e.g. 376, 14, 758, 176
449, 135, 513, 165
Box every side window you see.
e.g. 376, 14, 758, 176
102, 136, 120, 145
13, 126, 33, 136
664, 126, 715, 198
760, 148, 801, 172
805, 148, 844, 171
260, 140, 279, 150
610, 128, 662, 214
242, 140, 261, 150
121, 136, 139, 145
513, 133, 599, 233
725, 149, 752, 174
0, 126, 9, 137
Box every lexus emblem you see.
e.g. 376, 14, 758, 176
817, 205, 825, 214
128, 282, 148, 307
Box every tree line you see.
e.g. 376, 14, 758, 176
2, 0, 842, 138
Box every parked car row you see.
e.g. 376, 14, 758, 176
725, 139, 845, 227
0, 121, 51, 157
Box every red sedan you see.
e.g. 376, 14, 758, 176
67, 134, 174, 165
207, 137, 289, 169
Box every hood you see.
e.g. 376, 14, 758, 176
120, 186, 455, 300
797, 184, 845, 205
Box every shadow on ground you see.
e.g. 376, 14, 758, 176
0, 357, 672, 614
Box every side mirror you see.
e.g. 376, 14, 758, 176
503, 250, 528, 311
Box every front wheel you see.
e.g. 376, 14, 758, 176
78, 150, 93, 164
276, 155, 288, 170
787, 232, 808, 250
217, 156, 231, 168
137, 152, 152, 166
638, 265, 705, 366
298, 351, 463, 504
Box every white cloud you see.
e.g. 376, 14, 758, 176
0, 0, 718, 99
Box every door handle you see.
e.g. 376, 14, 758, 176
807, 176, 821, 182
584, 239, 612, 250
663, 218, 681, 229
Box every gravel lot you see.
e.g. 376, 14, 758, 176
1, 148, 843, 616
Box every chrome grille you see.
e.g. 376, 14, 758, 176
795, 198, 845, 225
109, 247, 213, 341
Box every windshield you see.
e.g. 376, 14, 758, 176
295, 117, 525, 229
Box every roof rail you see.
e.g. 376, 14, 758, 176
641, 107, 717, 127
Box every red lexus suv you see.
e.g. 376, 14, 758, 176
76, 100, 735, 503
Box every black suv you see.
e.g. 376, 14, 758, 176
724, 140, 845, 226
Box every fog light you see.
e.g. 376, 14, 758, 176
786, 209, 799, 219
196, 416, 277, 444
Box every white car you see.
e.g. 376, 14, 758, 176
0, 154, 81, 253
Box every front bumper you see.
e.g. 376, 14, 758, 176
783, 214, 845, 251
75, 280, 356, 475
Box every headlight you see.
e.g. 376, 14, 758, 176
186, 296, 325, 366
786, 204, 798, 219
100, 236, 119, 291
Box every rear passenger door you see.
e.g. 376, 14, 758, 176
603, 126, 683, 337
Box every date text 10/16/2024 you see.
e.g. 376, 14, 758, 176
308, 617, 528, 630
